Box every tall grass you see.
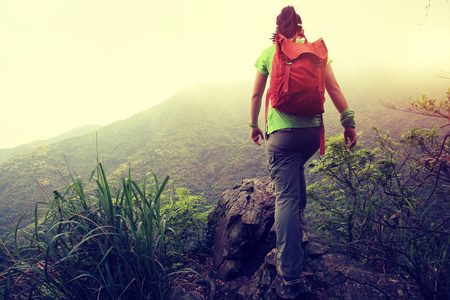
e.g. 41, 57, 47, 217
0, 163, 192, 299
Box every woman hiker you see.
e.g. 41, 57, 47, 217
249, 6, 357, 286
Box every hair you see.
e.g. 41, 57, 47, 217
271, 6, 303, 43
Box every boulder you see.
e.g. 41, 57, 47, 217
207, 177, 276, 280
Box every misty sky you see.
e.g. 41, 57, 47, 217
1, 0, 449, 149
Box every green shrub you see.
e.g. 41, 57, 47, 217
161, 188, 211, 254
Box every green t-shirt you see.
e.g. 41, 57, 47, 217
254, 39, 332, 135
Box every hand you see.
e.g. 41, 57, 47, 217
251, 126, 264, 146
344, 127, 357, 150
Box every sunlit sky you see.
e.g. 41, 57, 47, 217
1, 0, 449, 149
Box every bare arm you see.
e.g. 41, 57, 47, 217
324, 63, 357, 149
325, 63, 348, 113
250, 71, 268, 146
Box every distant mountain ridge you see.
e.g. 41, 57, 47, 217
0, 124, 101, 164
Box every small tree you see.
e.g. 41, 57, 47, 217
383, 88, 450, 125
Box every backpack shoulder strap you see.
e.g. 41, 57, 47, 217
265, 92, 269, 128
320, 115, 325, 155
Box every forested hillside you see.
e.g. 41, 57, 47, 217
0, 80, 447, 237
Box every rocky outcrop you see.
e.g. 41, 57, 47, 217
205, 177, 424, 300
207, 177, 276, 281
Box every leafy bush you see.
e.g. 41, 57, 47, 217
161, 188, 211, 254
0, 164, 209, 299
308, 127, 450, 299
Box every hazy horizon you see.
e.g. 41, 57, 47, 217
1, 0, 449, 149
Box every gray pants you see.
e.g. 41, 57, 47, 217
266, 127, 320, 278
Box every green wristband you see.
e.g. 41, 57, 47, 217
249, 121, 258, 128
340, 109, 355, 128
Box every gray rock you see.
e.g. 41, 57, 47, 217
208, 177, 276, 280
217, 259, 242, 282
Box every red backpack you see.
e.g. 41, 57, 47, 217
265, 33, 328, 154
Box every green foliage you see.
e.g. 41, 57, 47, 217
407, 89, 450, 120
308, 133, 380, 244
308, 127, 450, 299
161, 188, 211, 254
0, 164, 208, 299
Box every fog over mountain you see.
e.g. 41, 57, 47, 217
0, 78, 447, 237
1, 0, 448, 148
